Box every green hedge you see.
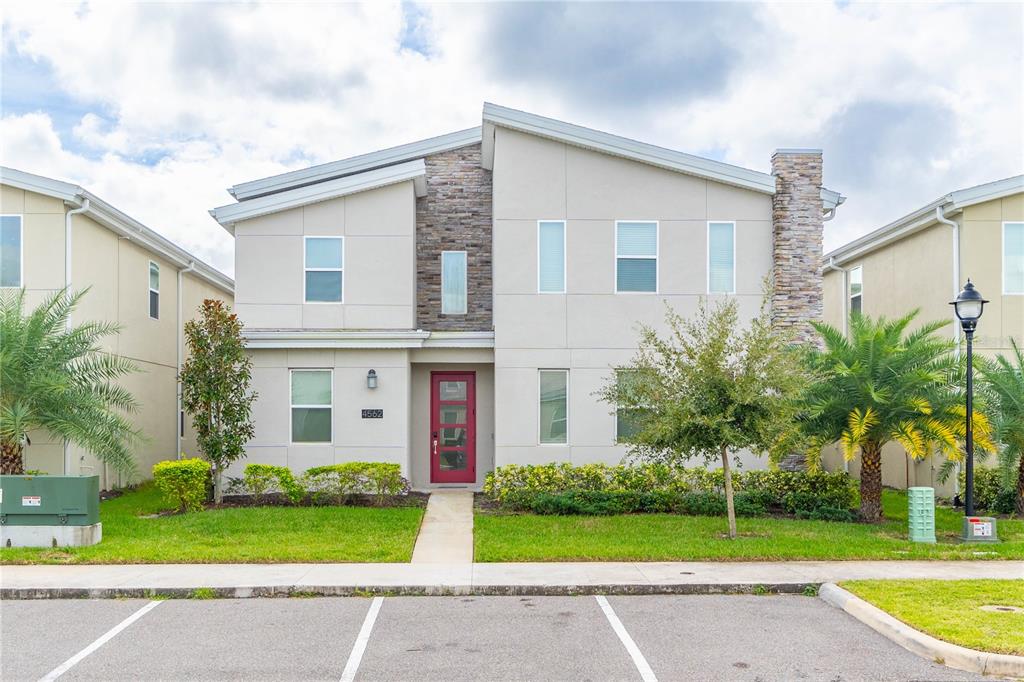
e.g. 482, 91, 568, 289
958, 467, 1016, 514
153, 458, 211, 512
243, 464, 305, 504
229, 462, 410, 506
483, 463, 857, 518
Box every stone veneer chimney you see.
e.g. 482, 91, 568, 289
770, 149, 824, 345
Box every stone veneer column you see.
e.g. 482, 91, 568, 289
771, 149, 824, 345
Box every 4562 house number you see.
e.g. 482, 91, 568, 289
361, 409, 383, 419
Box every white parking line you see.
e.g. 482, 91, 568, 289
38, 600, 163, 681
595, 595, 658, 682
340, 596, 383, 682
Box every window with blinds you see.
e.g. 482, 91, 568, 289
615, 221, 657, 293
538, 220, 566, 293
707, 221, 735, 294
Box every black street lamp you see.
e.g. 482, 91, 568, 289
950, 280, 987, 518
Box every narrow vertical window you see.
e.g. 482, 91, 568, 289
291, 369, 333, 443
849, 266, 863, 316
539, 369, 568, 444
1005, 222, 1024, 294
148, 261, 160, 319
615, 221, 657, 292
538, 220, 566, 293
707, 221, 735, 294
441, 250, 467, 314
305, 237, 343, 302
0, 215, 23, 287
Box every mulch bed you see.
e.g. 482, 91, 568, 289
211, 491, 430, 510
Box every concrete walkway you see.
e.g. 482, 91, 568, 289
410, 490, 474, 564
2, 561, 1020, 599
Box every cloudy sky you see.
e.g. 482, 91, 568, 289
2, 1, 1021, 276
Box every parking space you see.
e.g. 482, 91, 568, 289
0, 595, 982, 681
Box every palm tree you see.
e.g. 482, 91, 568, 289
0, 289, 140, 475
978, 339, 1024, 514
801, 311, 994, 522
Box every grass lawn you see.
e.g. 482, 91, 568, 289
0, 483, 424, 564
842, 579, 1024, 655
474, 490, 1024, 562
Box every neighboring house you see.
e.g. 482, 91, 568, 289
820, 174, 1024, 495
0, 168, 234, 487
211, 103, 844, 489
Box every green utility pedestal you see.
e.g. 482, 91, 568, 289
907, 487, 936, 543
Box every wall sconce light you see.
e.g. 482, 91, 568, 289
367, 369, 378, 389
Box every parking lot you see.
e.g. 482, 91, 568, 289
3, 595, 977, 681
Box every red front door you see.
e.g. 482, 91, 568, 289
430, 371, 476, 483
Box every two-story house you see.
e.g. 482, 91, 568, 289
1, 168, 234, 487
820, 174, 1024, 495
211, 103, 843, 489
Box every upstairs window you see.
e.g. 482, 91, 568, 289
291, 369, 333, 443
148, 261, 160, 319
1005, 222, 1024, 294
538, 220, 566, 293
539, 369, 568, 444
615, 221, 657, 293
849, 266, 863, 316
441, 250, 467, 314
305, 237, 343, 303
1, 215, 23, 287
707, 221, 736, 294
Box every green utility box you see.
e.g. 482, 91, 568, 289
0, 475, 99, 526
962, 515, 999, 543
907, 487, 936, 543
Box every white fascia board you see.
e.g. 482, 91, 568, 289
481, 102, 776, 194
949, 174, 1024, 209
421, 331, 496, 348
212, 159, 426, 234
1, 166, 233, 295
229, 127, 481, 201
242, 329, 496, 349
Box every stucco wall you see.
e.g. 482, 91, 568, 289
233, 181, 416, 330
490, 127, 771, 470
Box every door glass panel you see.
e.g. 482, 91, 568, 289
439, 450, 467, 471
440, 405, 467, 424
440, 428, 466, 447
440, 381, 466, 401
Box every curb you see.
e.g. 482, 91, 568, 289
1, 582, 814, 600
818, 583, 1024, 678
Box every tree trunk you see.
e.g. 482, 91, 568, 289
859, 441, 884, 523
1, 440, 25, 475
721, 445, 737, 539
1016, 456, 1024, 517
213, 466, 223, 505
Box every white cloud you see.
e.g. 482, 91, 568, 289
1, 1, 1021, 276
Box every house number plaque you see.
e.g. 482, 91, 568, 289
361, 409, 384, 419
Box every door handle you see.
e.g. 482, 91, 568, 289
432, 439, 438, 456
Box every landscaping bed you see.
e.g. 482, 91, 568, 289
841, 579, 1024, 656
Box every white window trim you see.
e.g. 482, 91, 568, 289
148, 260, 160, 320
289, 368, 334, 445
614, 220, 659, 294
441, 250, 468, 315
538, 368, 569, 446
706, 220, 737, 295
0, 214, 24, 288
537, 219, 567, 294
303, 235, 344, 304
1004, 221, 1024, 296
849, 265, 863, 314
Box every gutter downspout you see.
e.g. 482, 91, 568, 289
63, 198, 90, 476
823, 256, 850, 474
176, 261, 196, 460
935, 204, 961, 496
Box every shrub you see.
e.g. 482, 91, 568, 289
958, 467, 1015, 514
301, 463, 409, 506
242, 464, 305, 505
153, 458, 210, 512
520, 489, 768, 517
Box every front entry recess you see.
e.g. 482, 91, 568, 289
430, 372, 476, 483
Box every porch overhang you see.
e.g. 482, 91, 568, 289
243, 329, 495, 350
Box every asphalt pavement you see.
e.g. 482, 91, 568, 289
1, 595, 979, 681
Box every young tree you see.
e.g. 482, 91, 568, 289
978, 340, 1024, 514
180, 299, 257, 503
0, 289, 139, 475
599, 298, 807, 538
802, 311, 994, 522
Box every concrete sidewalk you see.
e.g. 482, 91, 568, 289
2, 561, 1020, 599
410, 491, 474, 563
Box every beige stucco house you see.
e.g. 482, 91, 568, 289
211, 103, 844, 490
821, 174, 1024, 495
1, 167, 234, 488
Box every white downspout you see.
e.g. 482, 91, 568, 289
176, 261, 196, 459
63, 198, 90, 476
935, 203, 961, 496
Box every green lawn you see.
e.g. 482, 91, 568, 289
474, 490, 1024, 562
842, 579, 1024, 655
0, 483, 424, 564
